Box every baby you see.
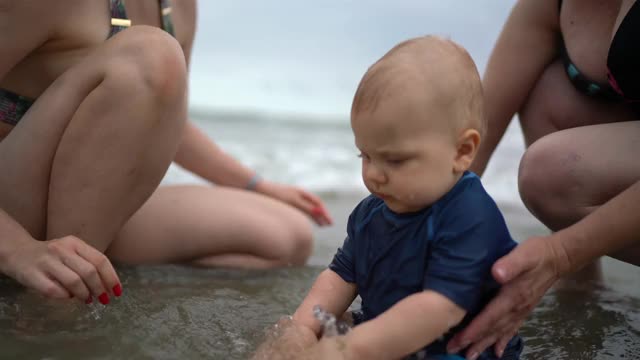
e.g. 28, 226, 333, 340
254, 36, 523, 360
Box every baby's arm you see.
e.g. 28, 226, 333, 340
292, 269, 358, 335
252, 269, 357, 359
343, 290, 465, 359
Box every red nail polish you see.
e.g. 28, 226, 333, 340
98, 292, 110, 305
113, 283, 123, 297
85, 296, 93, 304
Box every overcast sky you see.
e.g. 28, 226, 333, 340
188, 1, 517, 117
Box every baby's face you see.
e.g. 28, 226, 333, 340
352, 93, 460, 213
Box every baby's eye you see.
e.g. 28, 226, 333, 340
386, 158, 407, 166
357, 152, 370, 161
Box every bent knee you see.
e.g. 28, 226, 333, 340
273, 216, 313, 267
518, 136, 587, 229
105, 26, 187, 102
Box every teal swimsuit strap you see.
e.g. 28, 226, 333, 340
109, 0, 176, 38
0, 89, 33, 126
159, 0, 175, 37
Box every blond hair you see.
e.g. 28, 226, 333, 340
351, 35, 485, 136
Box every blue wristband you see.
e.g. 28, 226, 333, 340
245, 173, 262, 191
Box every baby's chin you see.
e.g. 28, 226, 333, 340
383, 198, 432, 214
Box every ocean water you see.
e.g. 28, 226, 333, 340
166, 108, 524, 205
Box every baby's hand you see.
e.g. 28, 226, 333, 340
305, 336, 351, 360
313, 305, 352, 337
251, 316, 318, 360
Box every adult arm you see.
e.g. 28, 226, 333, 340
173, 121, 332, 225
448, 180, 640, 358
470, 0, 560, 175
0, 0, 52, 79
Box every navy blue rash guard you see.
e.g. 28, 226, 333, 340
329, 172, 523, 359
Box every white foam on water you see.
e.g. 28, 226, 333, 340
164, 111, 525, 209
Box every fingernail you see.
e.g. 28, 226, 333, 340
498, 349, 505, 358
98, 292, 110, 305
113, 283, 123, 297
85, 296, 93, 304
495, 267, 507, 279
448, 347, 461, 354
469, 352, 479, 360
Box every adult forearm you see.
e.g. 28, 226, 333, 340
0, 208, 34, 274
173, 120, 255, 188
471, 0, 560, 175
555, 180, 640, 274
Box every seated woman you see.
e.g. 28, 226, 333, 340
0, 0, 332, 305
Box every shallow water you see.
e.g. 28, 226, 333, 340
1, 195, 639, 360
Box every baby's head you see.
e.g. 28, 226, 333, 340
351, 35, 484, 213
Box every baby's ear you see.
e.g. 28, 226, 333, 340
453, 129, 480, 173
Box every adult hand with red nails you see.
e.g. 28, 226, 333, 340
2, 235, 122, 305
254, 180, 333, 226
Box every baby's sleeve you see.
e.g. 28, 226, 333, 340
328, 235, 356, 283
328, 207, 359, 283
423, 199, 511, 312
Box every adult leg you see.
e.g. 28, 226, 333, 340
516, 59, 640, 265
0, 26, 187, 250
517, 121, 640, 265
108, 185, 314, 269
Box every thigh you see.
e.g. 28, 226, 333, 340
0, 55, 109, 238
520, 121, 640, 264
106, 185, 313, 264
518, 59, 636, 146
0, 26, 185, 240
524, 121, 640, 211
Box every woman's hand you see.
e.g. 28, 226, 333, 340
447, 235, 568, 359
255, 180, 333, 226
3, 235, 122, 304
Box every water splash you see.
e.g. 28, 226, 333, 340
312, 305, 351, 337
85, 302, 105, 321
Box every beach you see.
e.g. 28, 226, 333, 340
1, 177, 638, 359
1, 0, 639, 358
